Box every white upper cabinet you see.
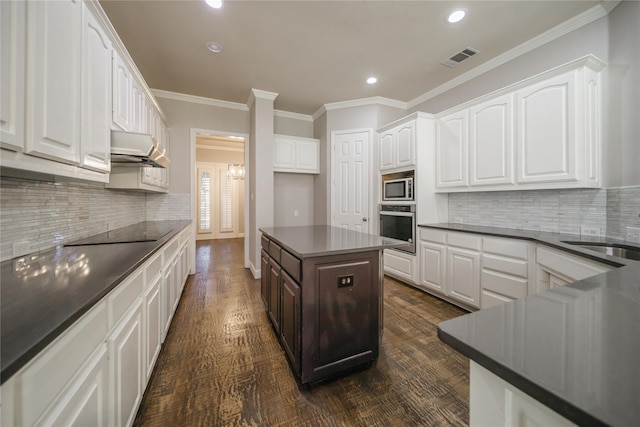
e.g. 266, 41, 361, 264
112, 49, 132, 131
81, 3, 112, 173
0, 0, 26, 151
516, 72, 576, 184
435, 56, 604, 193
436, 110, 467, 188
469, 94, 514, 187
25, 0, 82, 165
379, 120, 415, 171
274, 135, 320, 174
131, 79, 146, 133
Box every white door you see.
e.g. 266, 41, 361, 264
332, 130, 370, 233
196, 162, 242, 239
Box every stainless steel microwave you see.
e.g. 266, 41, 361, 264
383, 177, 414, 201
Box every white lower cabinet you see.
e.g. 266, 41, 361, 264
383, 249, 416, 284
418, 228, 480, 309
536, 245, 612, 292
0, 228, 192, 427
108, 300, 143, 427
470, 361, 576, 427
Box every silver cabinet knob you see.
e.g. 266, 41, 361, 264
363, 217, 368, 222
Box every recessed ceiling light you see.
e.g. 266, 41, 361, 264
205, 0, 223, 9
206, 42, 223, 53
446, 9, 467, 24
366, 77, 378, 85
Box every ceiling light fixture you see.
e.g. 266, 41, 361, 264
366, 77, 377, 85
446, 9, 467, 24
206, 42, 223, 53
205, 0, 223, 9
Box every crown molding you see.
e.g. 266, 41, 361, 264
274, 110, 313, 122
312, 96, 407, 121
407, 2, 613, 109
151, 89, 249, 111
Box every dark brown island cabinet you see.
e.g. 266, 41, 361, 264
259, 226, 407, 384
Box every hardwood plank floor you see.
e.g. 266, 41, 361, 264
134, 239, 470, 426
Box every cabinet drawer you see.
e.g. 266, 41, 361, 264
269, 241, 282, 263
163, 237, 179, 261
280, 249, 301, 283
145, 251, 162, 283
108, 267, 144, 329
483, 237, 529, 259
481, 269, 528, 299
483, 254, 528, 278
419, 227, 446, 244
447, 232, 482, 251
17, 301, 108, 426
261, 235, 270, 250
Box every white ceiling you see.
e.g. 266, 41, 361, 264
100, 0, 610, 116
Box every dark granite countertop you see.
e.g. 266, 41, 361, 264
260, 225, 408, 258
0, 220, 191, 384
424, 223, 640, 427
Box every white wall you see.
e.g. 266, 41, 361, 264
274, 173, 315, 227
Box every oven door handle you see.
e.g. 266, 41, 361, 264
379, 211, 414, 217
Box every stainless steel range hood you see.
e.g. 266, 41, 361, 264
111, 130, 170, 168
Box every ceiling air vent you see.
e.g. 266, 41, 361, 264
440, 47, 480, 68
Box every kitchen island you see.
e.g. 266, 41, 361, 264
259, 225, 407, 384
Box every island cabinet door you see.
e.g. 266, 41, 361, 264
260, 250, 269, 306
268, 258, 282, 333
280, 270, 301, 374
301, 251, 380, 383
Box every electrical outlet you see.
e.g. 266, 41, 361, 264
626, 226, 640, 243
580, 226, 601, 237
13, 241, 31, 258
293, 210, 299, 217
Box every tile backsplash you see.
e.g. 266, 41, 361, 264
0, 177, 190, 261
448, 186, 640, 240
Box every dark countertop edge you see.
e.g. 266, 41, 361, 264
418, 223, 632, 268
0, 221, 191, 384
436, 326, 608, 427
259, 226, 408, 259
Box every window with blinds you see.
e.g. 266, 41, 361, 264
198, 170, 211, 232
220, 170, 233, 232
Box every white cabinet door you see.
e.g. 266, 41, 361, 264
419, 241, 446, 293
516, 72, 576, 184
25, 0, 82, 164
112, 49, 132, 131
436, 110, 467, 188
295, 139, 319, 173
0, 0, 25, 151
383, 249, 415, 284
39, 345, 109, 427
379, 131, 394, 170
447, 247, 480, 308
395, 121, 415, 168
274, 137, 296, 170
469, 94, 514, 187
143, 274, 162, 384
131, 79, 145, 133
80, 3, 111, 173
162, 262, 175, 340
108, 300, 144, 427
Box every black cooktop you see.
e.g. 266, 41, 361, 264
65, 223, 171, 246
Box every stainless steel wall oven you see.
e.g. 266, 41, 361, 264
379, 204, 416, 254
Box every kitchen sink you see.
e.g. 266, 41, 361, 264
561, 241, 640, 261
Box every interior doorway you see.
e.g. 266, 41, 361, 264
193, 133, 247, 243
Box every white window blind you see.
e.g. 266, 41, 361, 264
198, 170, 211, 232
220, 171, 233, 232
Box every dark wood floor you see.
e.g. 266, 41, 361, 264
134, 239, 470, 426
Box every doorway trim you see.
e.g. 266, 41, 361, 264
190, 128, 250, 269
